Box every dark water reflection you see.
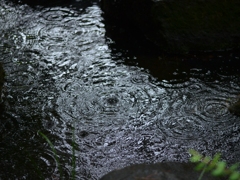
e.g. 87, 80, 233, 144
1, 0, 240, 179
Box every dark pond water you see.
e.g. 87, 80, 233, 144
1, 0, 240, 179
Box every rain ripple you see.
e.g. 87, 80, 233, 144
56, 64, 166, 132
156, 78, 239, 141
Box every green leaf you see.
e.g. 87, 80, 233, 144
230, 163, 240, 171
203, 156, 211, 164
189, 149, 202, 162
212, 153, 221, 164
229, 171, 240, 180
211, 161, 226, 176
189, 149, 240, 180
207, 153, 221, 171
196, 162, 206, 171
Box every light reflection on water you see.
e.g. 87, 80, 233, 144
1, 0, 240, 179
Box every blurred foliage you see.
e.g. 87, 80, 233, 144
189, 149, 240, 180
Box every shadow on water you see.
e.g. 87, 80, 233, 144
1, 0, 240, 179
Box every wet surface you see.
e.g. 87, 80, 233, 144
100, 162, 224, 180
1, 0, 240, 179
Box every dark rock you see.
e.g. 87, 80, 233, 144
228, 98, 240, 116
100, 162, 224, 180
101, 0, 240, 53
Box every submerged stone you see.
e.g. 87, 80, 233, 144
228, 99, 240, 116
100, 162, 224, 180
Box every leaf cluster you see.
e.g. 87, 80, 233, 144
189, 149, 240, 180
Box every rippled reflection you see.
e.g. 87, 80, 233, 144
1, 0, 240, 179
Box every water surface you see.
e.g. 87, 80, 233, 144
1, 1, 240, 179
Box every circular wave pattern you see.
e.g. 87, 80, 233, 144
130, 71, 151, 84
156, 78, 239, 141
1, 1, 240, 179
195, 96, 230, 119
56, 64, 167, 132
40, 8, 77, 22
157, 116, 205, 140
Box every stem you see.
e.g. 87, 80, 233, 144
198, 166, 207, 180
